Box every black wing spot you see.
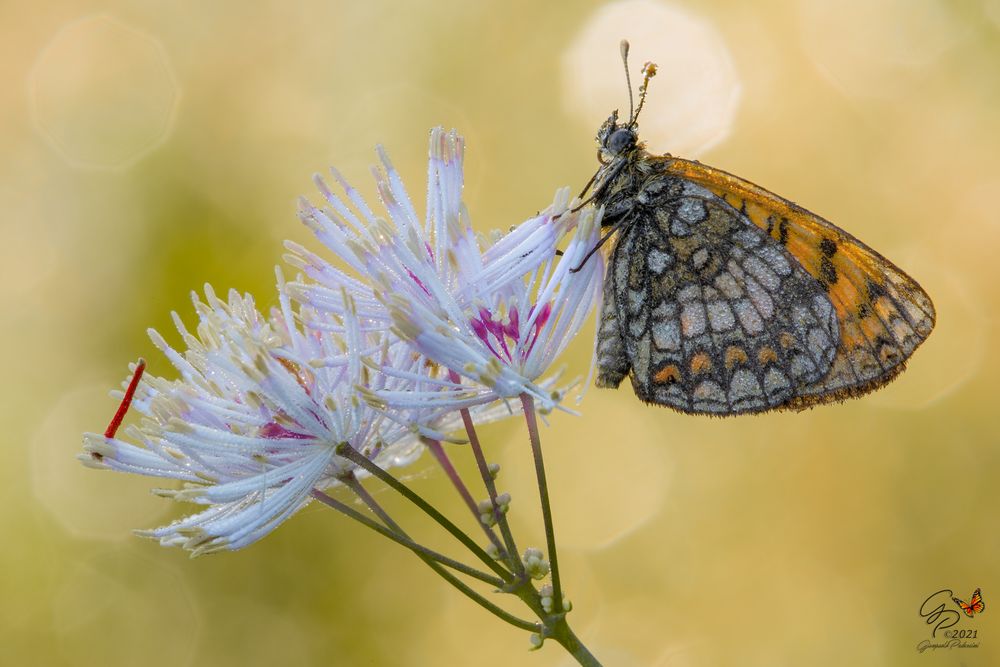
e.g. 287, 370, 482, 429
865, 278, 888, 299
819, 237, 838, 258
819, 257, 838, 288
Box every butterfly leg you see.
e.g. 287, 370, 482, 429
570, 224, 620, 273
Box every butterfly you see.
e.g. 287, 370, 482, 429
586, 41, 935, 415
953, 588, 985, 617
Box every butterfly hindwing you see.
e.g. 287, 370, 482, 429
660, 157, 936, 408
599, 177, 842, 415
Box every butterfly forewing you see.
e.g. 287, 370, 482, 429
659, 157, 936, 409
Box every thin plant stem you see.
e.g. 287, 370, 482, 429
459, 405, 525, 576
446, 370, 524, 577
342, 474, 399, 530
309, 489, 503, 588
318, 480, 538, 632
423, 437, 507, 558
335, 443, 512, 583
520, 393, 562, 613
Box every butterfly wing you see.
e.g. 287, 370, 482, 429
969, 588, 985, 614
953, 595, 975, 617
600, 177, 841, 415
659, 157, 936, 408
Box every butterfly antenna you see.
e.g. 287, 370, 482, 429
630, 60, 658, 128
620, 39, 635, 123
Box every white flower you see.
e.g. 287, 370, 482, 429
81, 276, 435, 555
286, 128, 605, 413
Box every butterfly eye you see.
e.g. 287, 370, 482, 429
606, 128, 636, 155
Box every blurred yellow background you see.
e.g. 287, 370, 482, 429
4, 0, 998, 665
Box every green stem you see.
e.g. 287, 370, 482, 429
309, 489, 504, 588
458, 405, 525, 578
548, 617, 602, 667
423, 437, 507, 558
321, 482, 536, 632
447, 370, 524, 576
336, 443, 512, 583
508, 580, 602, 667
519, 393, 562, 612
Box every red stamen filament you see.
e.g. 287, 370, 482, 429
104, 359, 146, 438
471, 303, 552, 364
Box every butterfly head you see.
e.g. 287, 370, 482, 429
597, 111, 638, 160
595, 41, 656, 165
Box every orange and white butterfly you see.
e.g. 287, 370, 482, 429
953, 588, 985, 617
589, 42, 935, 415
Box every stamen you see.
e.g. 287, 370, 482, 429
104, 359, 146, 438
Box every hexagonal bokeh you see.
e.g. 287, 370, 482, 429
867, 256, 987, 410
987, 0, 1000, 29
31, 381, 172, 541
28, 14, 180, 170
51, 547, 199, 666
562, 0, 742, 158
797, 0, 968, 98
499, 392, 673, 550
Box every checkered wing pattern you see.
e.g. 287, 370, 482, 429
597, 179, 841, 415
661, 157, 936, 409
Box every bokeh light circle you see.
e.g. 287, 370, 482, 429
52, 547, 199, 666
30, 382, 171, 540
797, 0, 968, 98
562, 0, 742, 157
867, 251, 986, 410
28, 14, 180, 170
500, 392, 672, 550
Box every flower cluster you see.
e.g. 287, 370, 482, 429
82, 127, 604, 554
286, 129, 605, 412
